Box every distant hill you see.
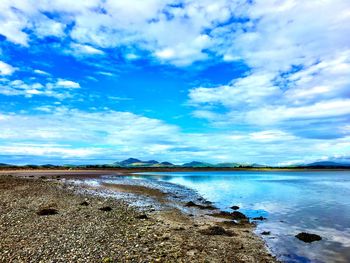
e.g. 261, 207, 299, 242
251, 163, 268, 168
304, 161, 350, 168
144, 160, 159, 165
113, 159, 262, 168
160, 161, 174, 166
215, 162, 242, 168
154, 161, 175, 167
119, 158, 142, 166
115, 158, 173, 167
182, 161, 213, 167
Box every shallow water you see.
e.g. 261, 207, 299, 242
130, 170, 350, 263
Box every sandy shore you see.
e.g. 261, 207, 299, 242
0, 170, 277, 262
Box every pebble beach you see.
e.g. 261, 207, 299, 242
0, 171, 277, 262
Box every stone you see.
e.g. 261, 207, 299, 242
295, 232, 322, 243
99, 206, 112, 212
199, 226, 234, 236
36, 208, 58, 216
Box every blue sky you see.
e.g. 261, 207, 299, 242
0, 0, 350, 165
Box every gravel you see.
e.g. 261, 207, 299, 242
0, 175, 277, 263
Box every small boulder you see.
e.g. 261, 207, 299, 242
210, 211, 248, 221
295, 232, 322, 243
135, 214, 148, 219
231, 211, 247, 220
37, 208, 58, 216
200, 226, 234, 236
185, 201, 216, 210
99, 206, 112, 212
79, 201, 89, 206
185, 201, 197, 207
231, 205, 240, 210
261, 231, 271, 235
252, 216, 266, 221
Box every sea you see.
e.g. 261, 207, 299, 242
123, 170, 350, 263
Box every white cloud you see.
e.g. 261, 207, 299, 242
67, 43, 105, 56
189, 73, 279, 108
34, 18, 66, 38
0, 0, 349, 68
0, 0, 238, 65
0, 145, 98, 158
0, 107, 349, 164
0, 0, 350, 164
246, 99, 350, 125
34, 69, 50, 75
0, 78, 80, 99
55, 79, 80, 89
249, 130, 296, 142
155, 48, 175, 59
188, 0, 350, 140
0, 1, 29, 46
0, 61, 17, 75
97, 71, 114, 77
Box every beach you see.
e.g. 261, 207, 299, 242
0, 170, 276, 263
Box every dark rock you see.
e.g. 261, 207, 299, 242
210, 211, 246, 220
202, 205, 216, 210
231, 205, 240, 210
199, 226, 234, 236
185, 201, 197, 207
135, 214, 148, 219
79, 201, 89, 206
99, 206, 112, 212
216, 211, 232, 217
252, 216, 266, 221
231, 211, 247, 220
37, 208, 58, 216
261, 231, 271, 235
295, 232, 322, 243
185, 201, 216, 210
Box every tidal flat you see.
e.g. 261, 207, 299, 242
0, 171, 276, 263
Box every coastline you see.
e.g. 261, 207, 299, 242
0, 170, 277, 262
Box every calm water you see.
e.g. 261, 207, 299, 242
132, 171, 350, 263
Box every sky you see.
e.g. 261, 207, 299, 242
0, 0, 350, 165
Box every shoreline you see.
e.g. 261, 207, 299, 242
1, 167, 350, 174
0, 171, 277, 262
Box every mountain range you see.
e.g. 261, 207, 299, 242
103, 159, 350, 168
1, 158, 350, 168
112, 158, 255, 168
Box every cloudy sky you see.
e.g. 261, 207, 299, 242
0, 0, 350, 165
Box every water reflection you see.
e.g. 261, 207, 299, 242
133, 171, 350, 263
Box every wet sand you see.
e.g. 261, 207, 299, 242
0, 170, 277, 262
